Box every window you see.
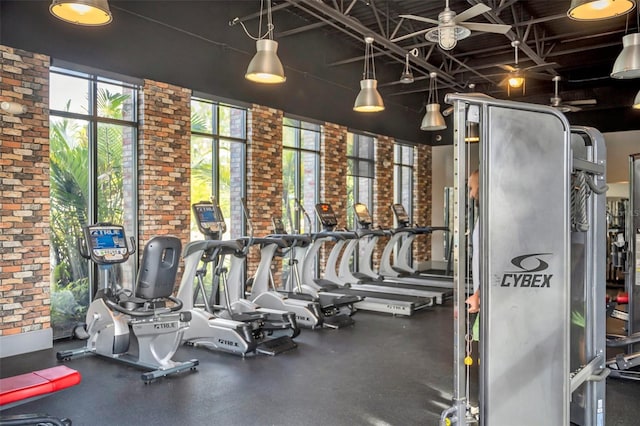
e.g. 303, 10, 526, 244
394, 143, 414, 217
346, 132, 375, 230
282, 117, 321, 233
49, 67, 138, 339
190, 98, 247, 241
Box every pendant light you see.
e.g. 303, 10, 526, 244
399, 49, 418, 84
232, 0, 286, 84
568, 0, 636, 21
50, 0, 112, 26
421, 72, 446, 131
354, 36, 385, 113
612, 5, 640, 78
507, 41, 525, 95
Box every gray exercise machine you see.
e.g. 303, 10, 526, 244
374, 204, 458, 290
56, 224, 198, 383
337, 203, 448, 305
606, 153, 640, 379
177, 201, 298, 356
301, 202, 434, 316
440, 94, 608, 425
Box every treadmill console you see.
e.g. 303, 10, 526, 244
192, 201, 226, 239
391, 204, 411, 227
83, 224, 129, 265
354, 203, 372, 228
315, 203, 338, 229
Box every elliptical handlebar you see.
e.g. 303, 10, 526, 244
104, 295, 184, 317
294, 198, 314, 235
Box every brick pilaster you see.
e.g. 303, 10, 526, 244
0, 45, 51, 337
373, 135, 395, 268
246, 105, 283, 276
138, 80, 191, 261
414, 144, 433, 261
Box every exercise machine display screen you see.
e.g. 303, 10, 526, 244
354, 203, 372, 226
193, 202, 226, 237
392, 204, 410, 226
87, 225, 128, 263
315, 203, 338, 228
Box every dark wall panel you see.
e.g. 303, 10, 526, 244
1, 0, 428, 144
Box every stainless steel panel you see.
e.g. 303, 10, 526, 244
481, 106, 570, 425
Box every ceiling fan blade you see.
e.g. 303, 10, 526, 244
459, 22, 511, 34
522, 62, 558, 72
526, 71, 555, 80
564, 99, 597, 106
564, 105, 583, 112
399, 14, 440, 25
454, 4, 491, 23
497, 64, 516, 72
390, 28, 432, 42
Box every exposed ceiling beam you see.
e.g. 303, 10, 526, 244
292, 0, 463, 89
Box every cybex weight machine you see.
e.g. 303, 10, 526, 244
441, 94, 608, 425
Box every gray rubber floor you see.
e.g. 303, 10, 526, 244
1, 303, 638, 425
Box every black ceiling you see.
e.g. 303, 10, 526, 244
1, 0, 639, 144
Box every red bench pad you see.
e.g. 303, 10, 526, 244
0, 366, 81, 406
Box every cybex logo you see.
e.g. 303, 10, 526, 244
296, 315, 311, 322
218, 338, 239, 347
500, 253, 553, 288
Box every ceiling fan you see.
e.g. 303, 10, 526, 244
393, 1, 511, 50
498, 41, 556, 95
549, 76, 597, 113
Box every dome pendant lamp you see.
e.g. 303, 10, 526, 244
232, 0, 286, 84
568, 0, 636, 21
611, 2, 640, 78
354, 36, 385, 113
421, 72, 447, 131
50, 0, 112, 26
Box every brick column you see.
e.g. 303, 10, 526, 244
0, 45, 52, 356
246, 105, 283, 277
138, 80, 191, 273
320, 123, 348, 265
414, 144, 433, 261
374, 135, 395, 269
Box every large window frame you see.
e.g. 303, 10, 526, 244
190, 97, 248, 241
282, 117, 321, 234
49, 66, 139, 339
394, 142, 415, 218
346, 132, 375, 231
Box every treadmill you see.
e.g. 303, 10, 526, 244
334, 203, 449, 305
302, 203, 434, 316
377, 204, 460, 290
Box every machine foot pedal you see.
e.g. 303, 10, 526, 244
323, 314, 355, 329
256, 336, 297, 356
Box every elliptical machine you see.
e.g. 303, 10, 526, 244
178, 201, 299, 355
260, 213, 361, 328
56, 224, 198, 383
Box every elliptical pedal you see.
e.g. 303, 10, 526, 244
256, 336, 297, 356
322, 314, 355, 329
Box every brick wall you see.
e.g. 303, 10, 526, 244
319, 123, 349, 265
414, 144, 432, 261
246, 105, 283, 276
138, 80, 191, 261
0, 46, 51, 340
374, 135, 395, 269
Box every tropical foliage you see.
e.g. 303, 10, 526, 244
50, 87, 132, 337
